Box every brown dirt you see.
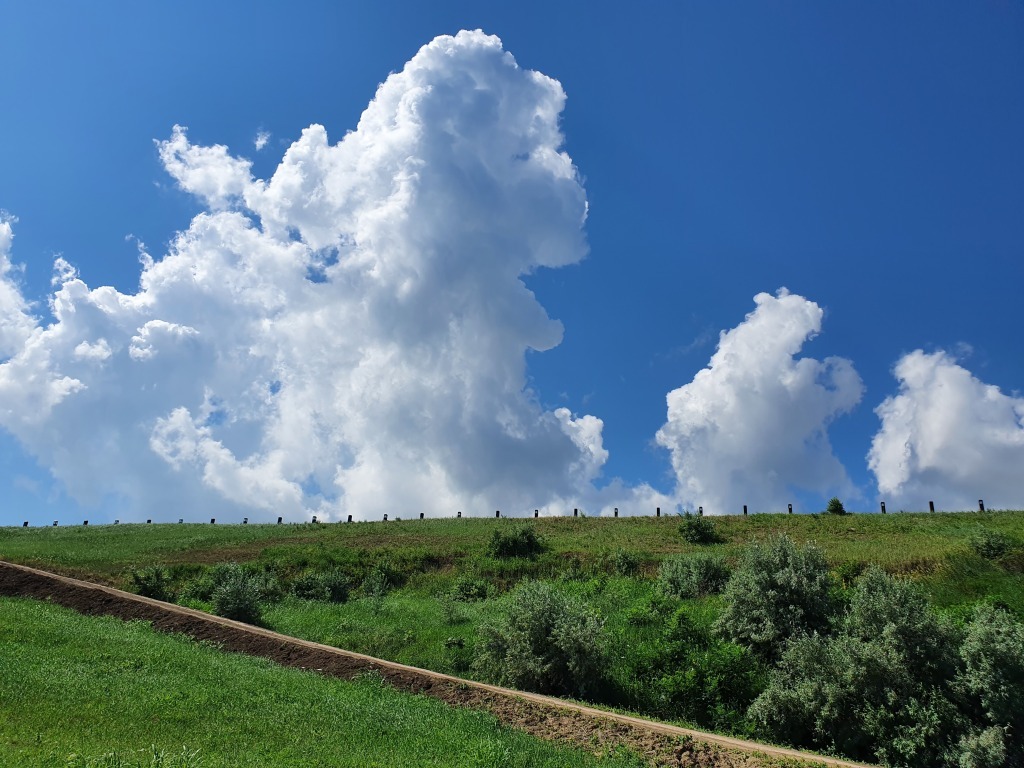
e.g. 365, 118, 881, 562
0, 560, 871, 768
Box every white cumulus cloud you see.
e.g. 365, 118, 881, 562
869, 350, 1024, 510
656, 290, 863, 514
0, 30, 615, 522
254, 130, 270, 151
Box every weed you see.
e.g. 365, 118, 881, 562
486, 524, 544, 559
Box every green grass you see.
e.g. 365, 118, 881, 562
3, 511, 1022, 611
0, 597, 647, 768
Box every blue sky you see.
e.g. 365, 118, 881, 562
1, 2, 1022, 524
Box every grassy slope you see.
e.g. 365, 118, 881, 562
0, 597, 647, 768
3, 511, 1023, 611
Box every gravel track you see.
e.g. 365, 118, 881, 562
0, 560, 874, 768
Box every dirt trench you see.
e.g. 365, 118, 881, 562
0, 560, 871, 768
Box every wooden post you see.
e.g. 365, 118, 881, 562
347, 515, 353, 523
312, 515, 318, 524
656, 507, 660, 517
534, 509, 538, 518
384, 514, 388, 521
22, 521, 27, 527
495, 510, 500, 518
614, 507, 618, 517
699, 506, 704, 516
979, 499, 985, 512
788, 503, 793, 514
573, 508, 578, 517
277, 516, 283, 524
243, 517, 248, 524
419, 512, 424, 520
880, 501, 886, 514
928, 501, 935, 512
83, 520, 88, 526
457, 510, 462, 518
146, 519, 152, 524
211, 518, 216, 524
743, 505, 747, 516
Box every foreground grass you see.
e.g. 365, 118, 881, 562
0, 597, 647, 768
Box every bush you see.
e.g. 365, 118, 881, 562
607, 549, 641, 577
679, 512, 722, 544
716, 535, 834, 661
449, 574, 490, 602
658, 554, 731, 599
292, 569, 350, 603
825, 497, 848, 515
126, 566, 173, 602
969, 530, 1013, 560
487, 524, 545, 559
956, 604, 1024, 767
361, 564, 391, 600
748, 567, 964, 767
210, 564, 265, 624
473, 581, 606, 698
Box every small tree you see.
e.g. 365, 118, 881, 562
825, 497, 848, 515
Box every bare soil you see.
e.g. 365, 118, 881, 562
0, 561, 869, 768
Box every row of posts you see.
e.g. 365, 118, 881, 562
17, 499, 992, 527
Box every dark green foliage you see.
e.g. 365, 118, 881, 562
825, 497, 848, 515
658, 554, 731, 598
291, 569, 350, 603
126, 565, 173, 602
970, 530, 1013, 560
473, 581, 606, 698
748, 568, 970, 767
716, 534, 834, 661
360, 564, 391, 600
648, 608, 764, 733
607, 549, 641, 576
678, 512, 723, 544
487, 524, 545, 559
449, 574, 490, 602
210, 564, 267, 624
956, 604, 1024, 767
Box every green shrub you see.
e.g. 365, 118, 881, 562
473, 581, 606, 698
716, 534, 834, 661
748, 567, 964, 767
658, 554, 731, 599
361, 564, 391, 600
607, 549, 641, 576
291, 569, 350, 603
487, 524, 544, 559
969, 530, 1013, 560
487, 524, 545, 559
210, 564, 265, 624
449, 574, 490, 602
956, 604, 1024, 767
825, 497, 848, 515
678, 512, 722, 544
126, 566, 173, 602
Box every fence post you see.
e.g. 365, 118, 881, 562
788, 503, 793, 514
419, 512, 424, 520
83, 520, 88, 526
698, 506, 704, 516
347, 515, 353, 523
178, 519, 183, 524
656, 506, 660, 517
22, 521, 27, 527
928, 501, 935, 512
384, 514, 388, 521
573, 508, 578, 517
743, 505, 747, 516
880, 501, 886, 514
277, 516, 283, 524
312, 515, 318, 524
457, 510, 462, 518
495, 510, 500, 518
534, 509, 538, 518
614, 507, 619, 517
979, 499, 985, 512
211, 518, 216, 524
243, 517, 248, 524
147, 519, 152, 524
114, 520, 120, 525
53, 521, 58, 527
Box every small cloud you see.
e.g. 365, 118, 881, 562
255, 130, 270, 151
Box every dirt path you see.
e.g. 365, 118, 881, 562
0, 560, 873, 768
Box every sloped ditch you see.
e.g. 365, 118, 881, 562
0, 560, 871, 768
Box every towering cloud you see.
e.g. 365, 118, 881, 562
656, 290, 863, 514
869, 350, 1024, 510
0, 31, 608, 521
